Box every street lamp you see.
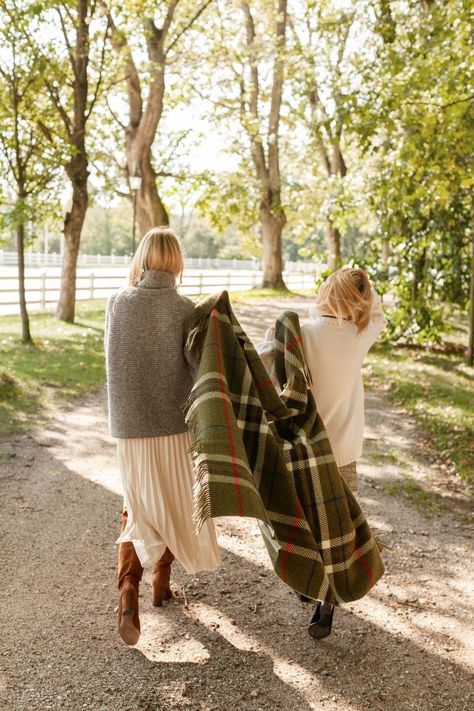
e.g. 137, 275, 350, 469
129, 169, 142, 255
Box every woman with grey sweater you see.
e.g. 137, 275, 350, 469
105, 227, 221, 646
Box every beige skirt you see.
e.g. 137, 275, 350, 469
115, 431, 222, 574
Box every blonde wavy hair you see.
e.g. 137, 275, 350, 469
316, 267, 373, 333
129, 226, 184, 286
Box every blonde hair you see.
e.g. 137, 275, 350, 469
316, 267, 373, 333
129, 226, 184, 286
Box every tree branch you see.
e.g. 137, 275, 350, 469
241, 1, 267, 181
86, 15, 111, 121
105, 97, 127, 131
107, 12, 143, 129
267, 0, 287, 191
44, 79, 73, 139
56, 7, 77, 81
165, 0, 214, 56
405, 94, 474, 110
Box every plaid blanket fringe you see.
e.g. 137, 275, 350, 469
185, 291, 384, 604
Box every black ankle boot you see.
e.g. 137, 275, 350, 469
295, 592, 311, 603
308, 601, 334, 640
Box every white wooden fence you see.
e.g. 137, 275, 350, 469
0, 250, 316, 273
0, 267, 316, 316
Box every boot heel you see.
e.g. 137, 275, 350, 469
118, 580, 140, 645
152, 580, 173, 607
152, 547, 175, 607
308, 602, 334, 640
119, 608, 140, 646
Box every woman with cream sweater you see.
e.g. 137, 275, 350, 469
301, 267, 386, 638
258, 267, 386, 639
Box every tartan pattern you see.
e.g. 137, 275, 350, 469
185, 291, 384, 604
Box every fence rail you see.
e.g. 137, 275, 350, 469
0, 268, 316, 316
0, 250, 316, 273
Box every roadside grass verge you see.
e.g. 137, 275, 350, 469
365, 337, 474, 483
0, 300, 106, 435
382, 477, 442, 517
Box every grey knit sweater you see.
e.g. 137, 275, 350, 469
105, 270, 196, 438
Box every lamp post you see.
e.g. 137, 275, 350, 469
129, 170, 142, 255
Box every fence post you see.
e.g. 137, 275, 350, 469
199, 272, 203, 295
41, 272, 46, 309
89, 272, 94, 299
253, 271, 258, 288
227, 272, 231, 291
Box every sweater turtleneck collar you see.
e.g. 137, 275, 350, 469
137, 269, 176, 290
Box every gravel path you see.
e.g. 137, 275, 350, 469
1, 298, 473, 711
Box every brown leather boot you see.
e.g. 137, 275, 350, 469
152, 547, 175, 607
117, 510, 143, 645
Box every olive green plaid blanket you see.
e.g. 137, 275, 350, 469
185, 291, 384, 604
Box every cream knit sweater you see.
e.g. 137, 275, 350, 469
258, 293, 386, 467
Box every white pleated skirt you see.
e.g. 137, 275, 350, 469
115, 431, 222, 574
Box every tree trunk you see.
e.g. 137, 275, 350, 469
241, 0, 287, 291
57, 173, 88, 321
56, 0, 89, 322
260, 202, 286, 289
325, 222, 342, 272
134, 150, 168, 236
468, 227, 474, 366
16, 220, 32, 344
411, 247, 427, 301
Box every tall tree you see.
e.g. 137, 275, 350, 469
0, 1, 60, 342
351, 0, 474, 344
289, 1, 355, 271
105, 0, 213, 236
50, 1, 109, 321
192, 0, 289, 288
55, 1, 90, 321
21, 1, 110, 322
240, 0, 288, 288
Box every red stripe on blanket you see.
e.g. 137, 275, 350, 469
285, 337, 302, 351
212, 309, 244, 516
280, 499, 303, 583
354, 545, 374, 586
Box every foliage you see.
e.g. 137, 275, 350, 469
0, 0, 62, 235
349, 0, 474, 342
80, 201, 134, 256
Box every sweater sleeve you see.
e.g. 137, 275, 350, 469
182, 297, 199, 377
362, 289, 387, 350
370, 289, 387, 327
104, 295, 115, 354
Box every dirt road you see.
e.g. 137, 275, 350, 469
1, 299, 473, 711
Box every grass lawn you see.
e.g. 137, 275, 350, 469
366, 335, 474, 483
0, 300, 107, 435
